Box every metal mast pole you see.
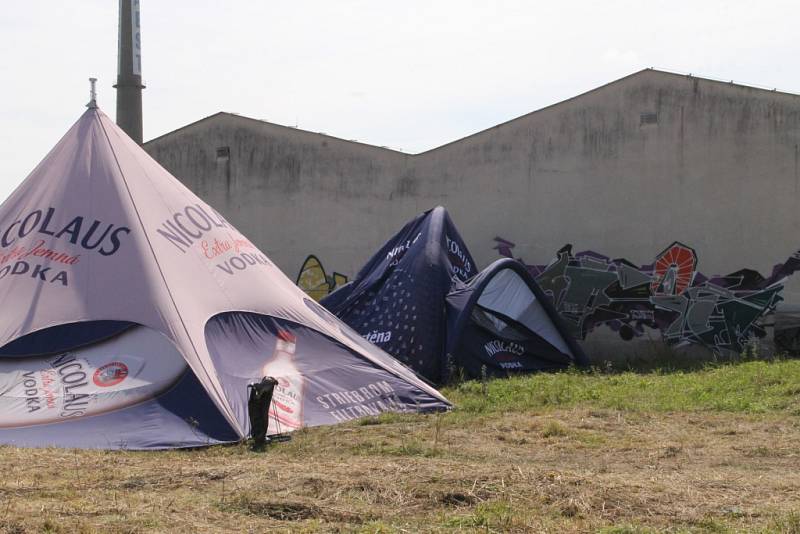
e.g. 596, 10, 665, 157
114, 0, 144, 143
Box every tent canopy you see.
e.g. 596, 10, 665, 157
323, 207, 585, 384
322, 206, 477, 383
0, 107, 448, 449
446, 259, 588, 378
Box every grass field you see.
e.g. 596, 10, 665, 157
1, 359, 799, 533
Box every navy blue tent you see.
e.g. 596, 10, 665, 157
446, 259, 588, 379
322, 207, 587, 384
322, 207, 477, 383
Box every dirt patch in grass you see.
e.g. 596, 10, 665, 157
217, 494, 366, 523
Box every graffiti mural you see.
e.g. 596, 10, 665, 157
494, 238, 799, 355
296, 255, 348, 301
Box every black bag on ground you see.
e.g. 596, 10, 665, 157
247, 376, 278, 446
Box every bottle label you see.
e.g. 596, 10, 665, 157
93, 361, 130, 387
268, 375, 304, 430
262, 330, 304, 432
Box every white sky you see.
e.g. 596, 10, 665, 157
1, 1, 798, 200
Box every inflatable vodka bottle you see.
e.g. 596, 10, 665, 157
0, 326, 187, 428
262, 330, 304, 432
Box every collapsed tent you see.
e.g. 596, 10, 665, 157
321, 207, 586, 383
0, 105, 448, 450
321, 207, 477, 383
445, 259, 588, 378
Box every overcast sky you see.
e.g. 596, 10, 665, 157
0, 1, 797, 200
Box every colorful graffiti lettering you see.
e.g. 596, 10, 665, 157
296, 255, 348, 301
494, 238, 797, 355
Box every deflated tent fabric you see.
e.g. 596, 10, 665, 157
446, 259, 588, 378
0, 106, 448, 450
321, 207, 477, 383
320, 209, 586, 384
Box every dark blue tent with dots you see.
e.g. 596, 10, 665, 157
321, 207, 477, 383
322, 207, 586, 384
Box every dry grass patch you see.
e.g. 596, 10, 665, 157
2, 361, 800, 532
3, 408, 798, 532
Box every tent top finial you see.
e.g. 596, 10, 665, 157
87, 77, 98, 109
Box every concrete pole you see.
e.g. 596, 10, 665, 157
114, 0, 144, 144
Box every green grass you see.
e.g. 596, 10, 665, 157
541, 420, 568, 437
443, 501, 525, 530
443, 359, 800, 415
597, 527, 658, 534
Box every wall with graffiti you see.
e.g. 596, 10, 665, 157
494, 238, 800, 355
295, 255, 348, 301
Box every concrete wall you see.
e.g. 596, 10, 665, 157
144, 69, 800, 355
145, 113, 417, 279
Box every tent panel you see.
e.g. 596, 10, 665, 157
0, 326, 188, 429
477, 268, 572, 355
205, 311, 448, 435
0, 326, 235, 449
102, 110, 448, 432
456, 309, 574, 378
322, 206, 476, 383
338, 267, 449, 383
0, 371, 237, 449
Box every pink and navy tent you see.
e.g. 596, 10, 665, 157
0, 106, 448, 449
